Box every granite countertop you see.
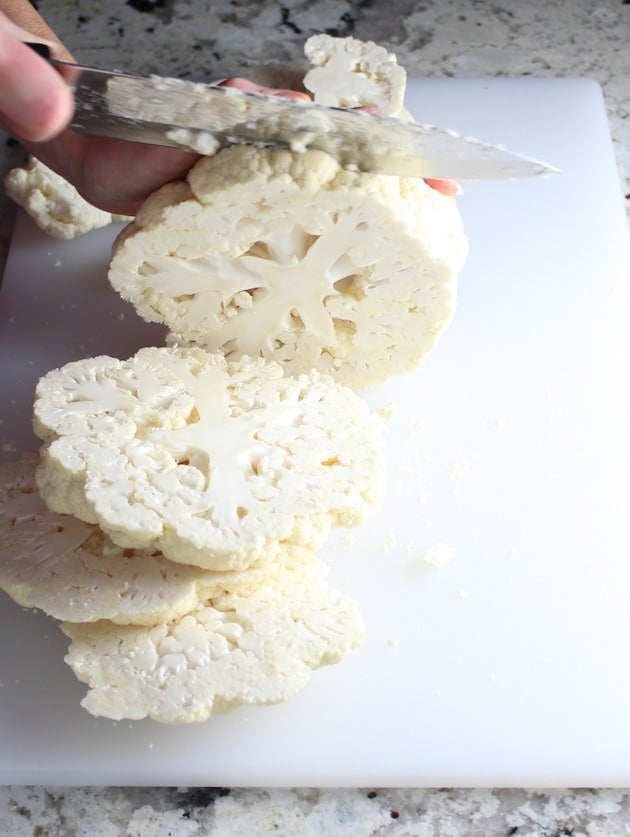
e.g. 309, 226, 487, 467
1, 1, 630, 833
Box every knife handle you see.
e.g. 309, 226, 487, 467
24, 42, 52, 59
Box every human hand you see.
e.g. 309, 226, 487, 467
0, 2, 207, 214
0, 10, 73, 142
0, 5, 315, 217
22, 79, 311, 217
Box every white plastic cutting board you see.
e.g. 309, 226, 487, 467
1, 79, 629, 787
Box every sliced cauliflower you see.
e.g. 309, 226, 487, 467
62, 546, 365, 723
108, 146, 467, 388
33, 347, 385, 571
303, 34, 406, 117
0, 455, 274, 625
3, 157, 131, 239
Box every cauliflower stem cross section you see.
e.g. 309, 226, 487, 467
34, 347, 385, 571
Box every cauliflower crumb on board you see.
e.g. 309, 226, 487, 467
33, 347, 386, 572
377, 402, 398, 420
3, 158, 131, 239
422, 541, 456, 569
62, 547, 365, 724
109, 144, 466, 389
0, 455, 275, 626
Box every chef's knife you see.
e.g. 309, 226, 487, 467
40, 51, 558, 180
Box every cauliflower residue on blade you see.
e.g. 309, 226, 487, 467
62, 546, 365, 724
108, 145, 467, 388
33, 347, 385, 571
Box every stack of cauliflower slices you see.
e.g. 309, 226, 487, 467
33, 349, 383, 571
108, 35, 468, 390
1, 348, 383, 723
2, 35, 468, 724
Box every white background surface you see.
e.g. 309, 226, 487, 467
1, 78, 630, 789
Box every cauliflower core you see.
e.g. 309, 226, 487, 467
62, 546, 365, 723
0, 455, 275, 625
4, 157, 130, 239
108, 146, 467, 388
33, 347, 385, 570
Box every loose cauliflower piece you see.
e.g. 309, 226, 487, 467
0, 455, 273, 625
108, 145, 467, 388
4, 157, 131, 239
303, 34, 407, 117
33, 347, 385, 571
62, 547, 365, 723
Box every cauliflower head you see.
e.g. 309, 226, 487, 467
303, 34, 407, 117
3, 157, 130, 239
0, 455, 275, 625
33, 347, 385, 571
62, 546, 365, 723
108, 145, 467, 388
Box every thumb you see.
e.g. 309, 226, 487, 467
0, 11, 74, 142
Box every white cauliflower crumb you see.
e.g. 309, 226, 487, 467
33, 346, 385, 571
422, 542, 456, 569
382, 532, 398, 553
0, 455, 275, 625
62, 547, 365, 723
166, 127, 220, 155
449, 458, 470, 480
3, 158, 131, 239
377, 402, 398, 420
108, 144, 467, 389
303, 34, 407, 117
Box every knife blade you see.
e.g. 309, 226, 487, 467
47, 56, 558, 180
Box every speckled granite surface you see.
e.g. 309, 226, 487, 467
1, 1, 630, 833
2, 786, 630, 835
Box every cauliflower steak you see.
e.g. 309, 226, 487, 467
33, 347, 385, 571
108, 145, 468, 388
62, 546, 365, 724
0, 455, 276, 626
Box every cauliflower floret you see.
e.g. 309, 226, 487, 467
33, 347, 385, 571
108, 145, 467, 388
3, 157, 131, 239
303, 34, 407, 117
0, 455, 275, 625
61, 546, 365, 723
